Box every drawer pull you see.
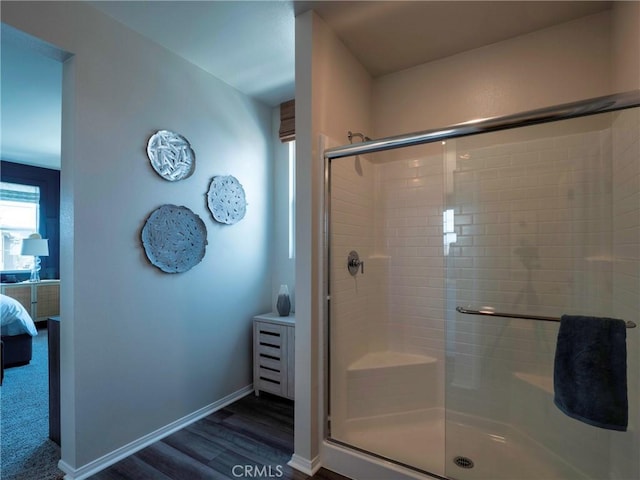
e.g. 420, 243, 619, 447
260, 377, 280, 385
260, 330, 280, 337
258, 344, 281, 357
260, 353, 279, 361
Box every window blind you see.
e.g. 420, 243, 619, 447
0, 182, 40, 203
279, 99, 295, 143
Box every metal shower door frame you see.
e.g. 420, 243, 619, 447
321, 89, 640, 474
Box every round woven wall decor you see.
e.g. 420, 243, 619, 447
141, 204, 207, 273
147, 130, 195, 181
207, 175, 247, 225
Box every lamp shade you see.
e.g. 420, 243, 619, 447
21, 234, 49, 257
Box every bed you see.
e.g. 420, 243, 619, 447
1, 293, 38, 368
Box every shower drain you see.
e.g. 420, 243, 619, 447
453, 456, 475, 469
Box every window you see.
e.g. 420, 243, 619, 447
443, 208, 457, 256
0, 182, 40, 271
288, 141, 296, 259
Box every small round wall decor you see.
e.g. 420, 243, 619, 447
141, 204, 207, 273
147, 130, 195, 181
206, 175, 247, 225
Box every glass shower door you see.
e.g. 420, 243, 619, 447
443, 109, 640, 480
327, 143, 447, 476
326, 105, 638, 480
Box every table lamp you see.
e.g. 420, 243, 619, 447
21, 233, 49, 282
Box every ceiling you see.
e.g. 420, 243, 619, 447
92, 0, 611, 104
297, 1, 611, 77
2, 1, 612, 169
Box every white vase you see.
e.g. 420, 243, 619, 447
276, 284, 291, 316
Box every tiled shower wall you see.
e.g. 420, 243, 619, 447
447, 121, 613, 404
329, 154, 378, 434
449, 123, 613, 320
374, 146, 446, 364
330, 156, 379, 363
332, 145, 449, 371
331, 145, 447, 442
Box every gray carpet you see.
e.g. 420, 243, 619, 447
1, 327, 64, 480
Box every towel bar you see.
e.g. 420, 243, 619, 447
456, 306, 637, 329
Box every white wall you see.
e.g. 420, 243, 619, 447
372, 12, 613, 138
294, 9, 372, 469
611, 1, 640, 93
3, 1, 274, 473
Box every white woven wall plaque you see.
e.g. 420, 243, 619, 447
147, 130, 195, 181
207, 175, 247, 225
141, 204, 207, 273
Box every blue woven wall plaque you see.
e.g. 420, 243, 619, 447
141, 204, 207, 273
206, 175, 247, 225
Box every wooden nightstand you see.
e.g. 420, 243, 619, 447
1, 280, 60, 324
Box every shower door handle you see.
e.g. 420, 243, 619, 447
348, 251, 364, 276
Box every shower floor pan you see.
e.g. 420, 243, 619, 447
342, 408, 589, 479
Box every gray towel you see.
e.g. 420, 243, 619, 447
553, 315, 628, 431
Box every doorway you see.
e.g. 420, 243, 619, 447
0, 22, 67, 479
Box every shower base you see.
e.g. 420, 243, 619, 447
347, 351, 438, 418
343, 408, 444, 474
340, 408, 589, 479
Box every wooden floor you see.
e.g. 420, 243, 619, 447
89, 392, 351, 480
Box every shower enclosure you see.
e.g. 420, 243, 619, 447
325, 92, 639, 480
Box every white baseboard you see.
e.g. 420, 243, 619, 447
288, 453, 321, 476
58, 385, 254, 480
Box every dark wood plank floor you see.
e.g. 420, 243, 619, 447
89, 392, 351, 480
